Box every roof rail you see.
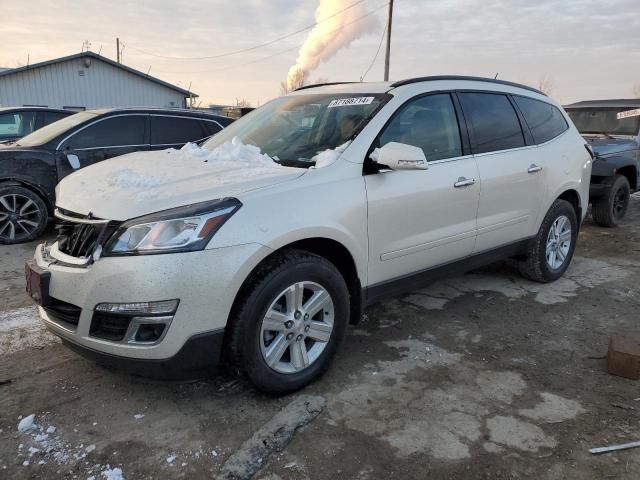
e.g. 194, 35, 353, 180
294, 81, 359, 92
390, 76, 545, 96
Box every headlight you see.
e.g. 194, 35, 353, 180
104, 198, 241, 256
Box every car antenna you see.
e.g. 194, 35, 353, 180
494, 72, 499, 79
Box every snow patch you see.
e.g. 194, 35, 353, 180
311, 141, 351, 168
106, 168, 160, 190
101, 467, 125, 480
18, 415, 36, 433
0, 307, 57, 355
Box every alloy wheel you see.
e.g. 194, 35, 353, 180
260, 281, 334, 374
612, 187, 628, 219
0, 193, 43, 242
545, 215, 572, 270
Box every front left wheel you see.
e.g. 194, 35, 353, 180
0, 185, 49, 244
226, 250, 349, 395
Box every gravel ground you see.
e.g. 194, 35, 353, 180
1, 197, 640, 479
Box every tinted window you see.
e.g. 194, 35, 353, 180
41, 112, 70, 126
378, 94, 462, 161
514, 96, 568, 144
459, 93, 525, 154
150, 116, 206, 145
201, 120, 222, 138
0, 112, 37, 137
70, 115, 146, 149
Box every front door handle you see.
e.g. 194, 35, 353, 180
454, 177, 476, 188
528, 164, 543, 173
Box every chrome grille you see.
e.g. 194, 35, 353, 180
54, 209, 118, 259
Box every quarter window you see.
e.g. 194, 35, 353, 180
513, 96, 568, 144
378, 93, 463, 161
0, 112, 37, 138
69, 116, 146, 149
201, 120, 222, 138
459, 93, 525, 154
150, 116, 207, 145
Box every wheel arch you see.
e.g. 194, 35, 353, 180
616, 165, 637, 191
228, 237, 363, 332
0, 177, 53, 211
556, 188, 582, 224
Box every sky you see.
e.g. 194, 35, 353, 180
1, 0, 639, 106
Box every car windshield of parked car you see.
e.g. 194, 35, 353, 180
17, 111, 99, 147
568, 109, 640, 137
203, 93, 390, 166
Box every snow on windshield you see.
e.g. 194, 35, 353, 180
311, 141, 351, 168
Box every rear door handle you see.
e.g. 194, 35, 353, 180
528, 164, 543, 173
454, 177, 476, 188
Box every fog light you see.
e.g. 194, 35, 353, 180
95, 300, 179, 315
135, 323, 166, 342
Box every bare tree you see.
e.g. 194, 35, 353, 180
537, 74, 555, 96
235, 98, 253, 108
633, 84, 640, 99
280, 70, 308, 94
279, 72, 329, 95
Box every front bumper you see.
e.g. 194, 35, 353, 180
33, 242, 270, 369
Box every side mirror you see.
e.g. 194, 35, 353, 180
371, 142, 428, 170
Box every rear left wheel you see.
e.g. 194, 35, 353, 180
592, 175, 630, 227
227, 250, 349, 395
0, 186, 48, 244
519, 199, 578, 283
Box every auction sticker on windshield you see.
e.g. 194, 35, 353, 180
328, 97, 375, 108
617, 109, 640, 120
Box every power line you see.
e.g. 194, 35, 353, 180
125, 0, 371, 61
151, 3, 389, 75
360, 21, 387, 81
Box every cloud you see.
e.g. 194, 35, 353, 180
1, 0, 639, 105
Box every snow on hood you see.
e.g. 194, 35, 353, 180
56, 137, 306, 221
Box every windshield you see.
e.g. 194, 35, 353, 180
17, 111, 99, 147
203, 93, 390, 166
567, 109, 640, 137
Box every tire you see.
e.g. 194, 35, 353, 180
0, 185, 49, 244
592, 175, 630, 227
226, 249, 350, 395
519, 199, 578, 283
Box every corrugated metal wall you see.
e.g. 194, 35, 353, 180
0, 57, 187, 109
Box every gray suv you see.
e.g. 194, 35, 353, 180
565, 99, 640, 226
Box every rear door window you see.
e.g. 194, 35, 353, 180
68, 115, 146, 149
378, 93, 463, 161
513, 96, 568, 144
459, 93, 525, 154
42, 111, 70, 126
150, 116, 206, 145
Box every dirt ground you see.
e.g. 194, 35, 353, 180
2, 198, 640, 480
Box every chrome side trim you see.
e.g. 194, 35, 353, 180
55, 209, 109, 224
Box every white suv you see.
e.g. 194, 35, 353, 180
27, 76, 592, 394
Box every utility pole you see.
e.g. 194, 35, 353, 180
116, 38, 120, 64
383, 0, 394, 81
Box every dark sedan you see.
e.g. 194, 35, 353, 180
0, 107, 233, 243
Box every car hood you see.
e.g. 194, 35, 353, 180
56, 144, 306, 221
584, 137, 639, 157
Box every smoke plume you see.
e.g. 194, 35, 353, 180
287, 0, 378, 91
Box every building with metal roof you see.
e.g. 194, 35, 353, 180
0, 51, 197, 110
